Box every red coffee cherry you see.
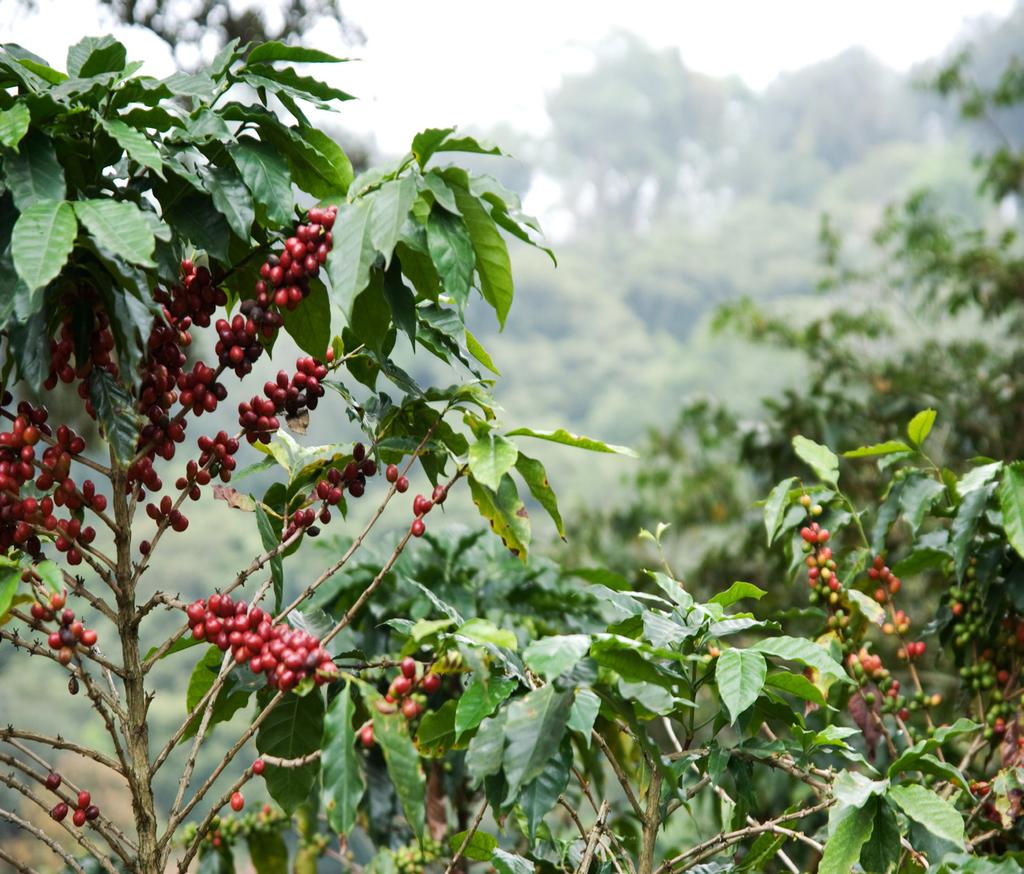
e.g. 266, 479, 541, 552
45, 772, 61, 791
50, 802, 69, 822
395, 476, 409, 494
359, 724, 374, 748
77, 790, 91, 809
422, 673, 441, 694
386, 464, 399, 483
85, 805, 99, 822
230, 792, 245, 812
72, 808, 87, 827
400, 657, 417, 679
411, 519, 425, 538
401, 698, 421, 720
253, 758, 265, 775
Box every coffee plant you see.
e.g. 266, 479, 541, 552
2, 31, 1024, 874
0, 35, 634, 873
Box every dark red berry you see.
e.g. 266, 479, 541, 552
50, 802, 69, 822
400, 656, 417, 679
253, 759, 265, 775
422, 673, 441, 694
230, 791, 244, 812
396, 476, 409, 494
411, 518, 425, 537
386, 464, 399, 483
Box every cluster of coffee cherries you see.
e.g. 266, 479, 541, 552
408, 485, 447, 538
45, 306, 117, 396
263, 357, 328, 420
145, 494, 189, 533
184, 593, 339, 692
799, 501, 843, 613
230, 205, 337, 357
32, 590, 98, 665
181, 802, 287, 853
392, 836, 444, 874
0, 404, 101, 561
365, 657, 441, 739
46, 773, 98, 828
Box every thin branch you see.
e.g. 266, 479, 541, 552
0, 743, 135, 858
8, 611, 125, 678
655, 800, 831, 874
0, 727, 123, 775
591, 730, 644, 820
0, 805, 88, 874
444, 798, 488, 874
575, 799, 610, 874
0, 843, 42, 874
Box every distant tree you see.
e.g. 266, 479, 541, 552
544, 31, 745, 228
98, 0, 363, 66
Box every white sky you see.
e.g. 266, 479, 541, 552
0, 0, 1016, 153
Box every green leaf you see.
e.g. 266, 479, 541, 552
3, 131, 65, 210
502, 683, 573, 798
455, 677, 517, 739
466, 711, 506, 783
520, 742, 572, 841
907, 409, 937, 448
371, 710, 425, 840
0, 103, 30, 150
523, 635, 590, 681
750, 636, 851, 684
900, 475, 946, 534
792, 435, 839, 485
457, 618, 517, 650
0, 563, 19, 619
716, 648, 767, 723
1000, 463, 1024, 561
322, 682, 364, 835
67, 36, 126, 77
242, 67, 354, 107
247, 42, 347, 65
468, 474, 530, 561
450, 182, 513, 328
711, 581, 767, 608
568, 688, 601, 742
255, 505, 284, 612
73, 199, 155, 267
952, 485, 992, 579
819, 801, 876, 874
515, 453, 565, 540
764, 477, 796, 545
205, 165, 255, 240
89, 370, 142, 465
281, 280, 331, 358
412, 128, 502, 167
448, 829, 497, 862
326, 199, 375, 318
231, 137, 293, 227
255, 690, 325, 813
465, 329, 500, 375
764, 670, 827, 707
888, 783, 965, 848
504, 427, 636, 457
368, 175, 417, 266
98, 118, 164, 178
247, 830, 288, 874
469, 433, 519, 492
843, 440, 913, 458
11, 199, 76, 295
426, 208, 474, 307
287, 126, 353, 198
847, 589, 885, 625
35, 560, 63, 595
416, 699, 458, 757
860, 800, 901, 874
492, 849, 534, 874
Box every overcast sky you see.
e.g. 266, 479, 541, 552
1, 0, 1016, 153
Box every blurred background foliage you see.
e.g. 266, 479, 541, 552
4, 0, 1024, 868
